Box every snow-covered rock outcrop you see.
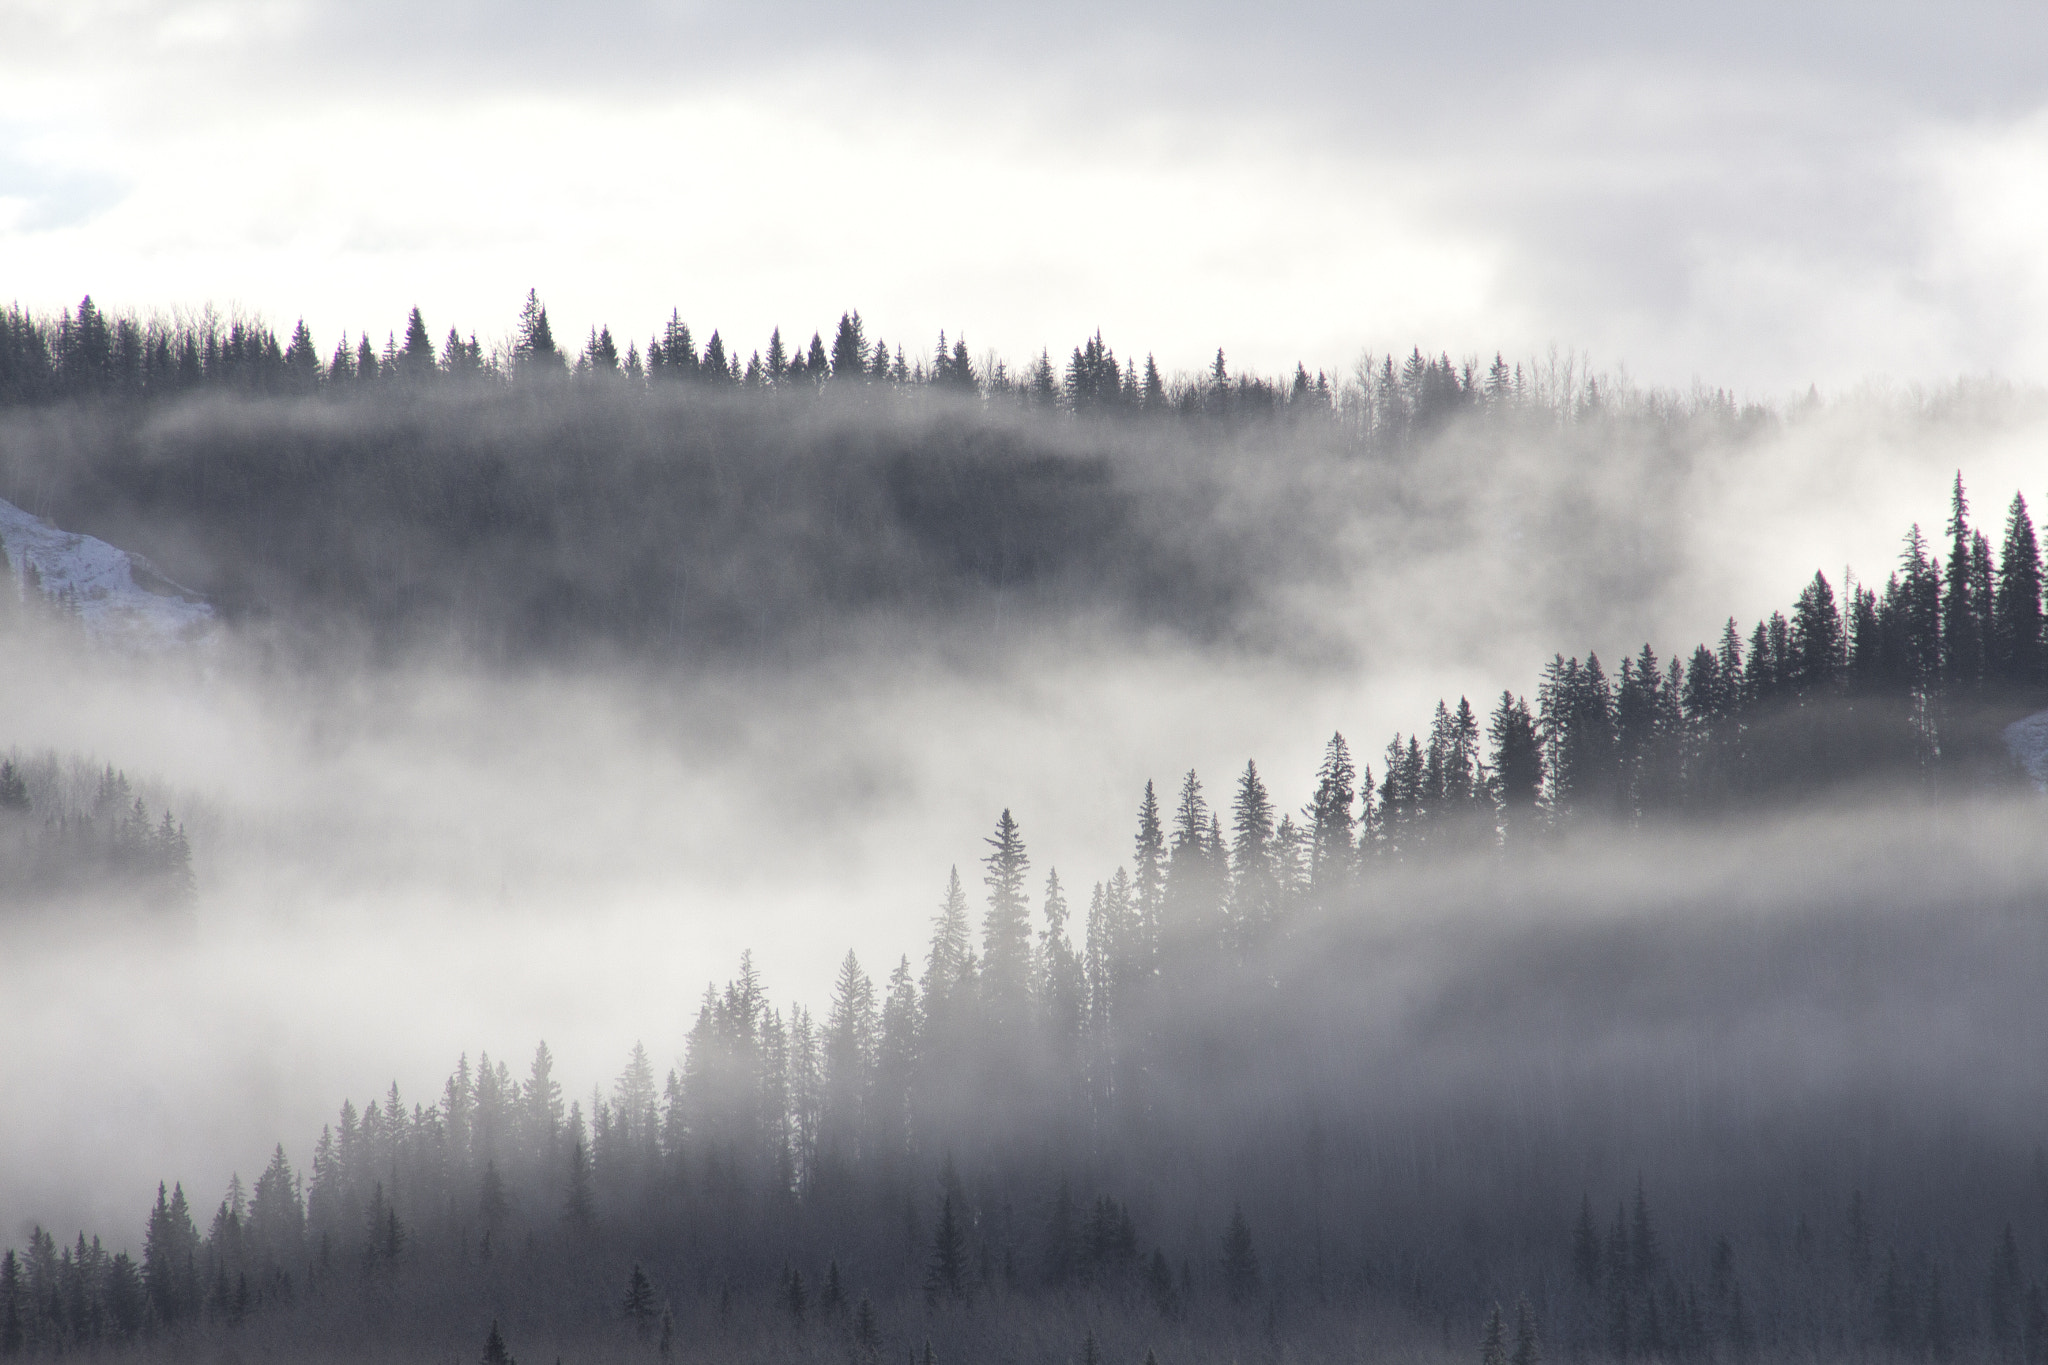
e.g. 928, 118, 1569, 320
0, 498, 213, 650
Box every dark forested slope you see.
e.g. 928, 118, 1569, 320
6, 481, 2048, 1362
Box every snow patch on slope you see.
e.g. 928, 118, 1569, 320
0, 498, 214, 650
2003, 710, 2048, 792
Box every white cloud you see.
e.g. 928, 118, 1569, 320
4, 2, 2048, 390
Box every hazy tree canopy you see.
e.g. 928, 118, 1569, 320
7, 298, 2048, 1364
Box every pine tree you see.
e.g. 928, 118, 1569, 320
398, 307, 437, 383
0, 1250, 20, 1357
1901, 524, 1943, 687
514, 290, 564, 378
1132, 781, 1166, 953
1228, 760, 1277, 940
281, 319, 321, 391
821, 1259, 845, 1317
824, 951, 877, 1157
0, 762, 27, 814
1141, 354, 1166, 409
924, 868, 972, 1000
1305, 733, 1356, 901
563, 1139, 595, 1231
1945, 474, 1981, 688
655, 312, 698, 382
482, 1320, 516, 1365
830, 312, 869, 381
525, 1042, 565, 1157
702, 331, 732, 383
1488, 692, 1542, 838
581, 325, 620, 377
980, 810, 1033, 1032
1480, 1304, 1508, 1365
1791, 572, 1844, 692
1996, 494, 2044, 686
1166, 771, 1216, 942
624, 1265, 656, 1335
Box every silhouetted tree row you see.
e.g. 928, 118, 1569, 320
0, 758, 193, 910
0, 292, 1745, 448
1368, 475, 2045, 846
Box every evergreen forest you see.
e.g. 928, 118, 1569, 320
3, 293, 2048, 1365
3, 424, 2047, 1364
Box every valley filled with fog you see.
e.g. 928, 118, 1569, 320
1, 374, 2041, 1258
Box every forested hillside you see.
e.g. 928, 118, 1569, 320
5, 477, 2046, 1363
0, 753, 192, 912
0, 292, 1757, 662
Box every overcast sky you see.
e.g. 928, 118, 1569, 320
5, 3, 2048, 392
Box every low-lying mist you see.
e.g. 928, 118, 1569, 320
0, 376, 2043, 1277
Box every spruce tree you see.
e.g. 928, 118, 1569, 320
830, 312, 869, 381
980, 810, 1033, 1032
1306, 733, 1356, 901
0, 1251, 19, 1357
1791, 572, 1844, 691
657, 312, 697, 381
399, 307, 436, 382
1996, 494, 2044, 686
1132, 781, 1166, 951
1228, 760, 1276, 940
702, 331, 731, 383
482, 1320, 516, 1365
1480, 1304, 1507, 1365
1166, 771, 1215, 941
1945, 474, 1981, 688
514, 290, 563, 378
1488, 692, 1542, 837
624, 1265, 656, 1335
563, 1139, 595, 1231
